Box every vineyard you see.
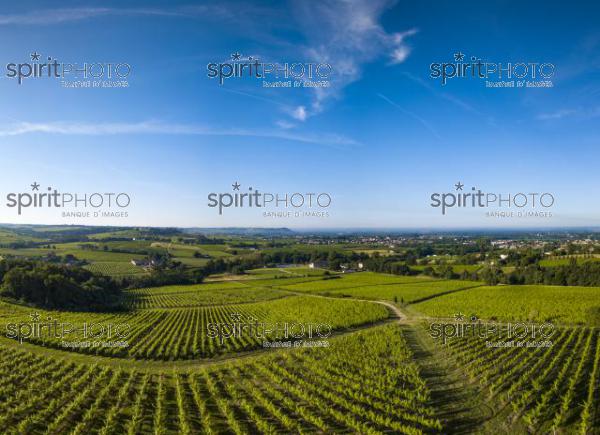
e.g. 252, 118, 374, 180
412, 284, 600, 324
0, 324, 445, 435
431, 325, 600, 433
282, 272, 434, 288
282, 276, 481, 304
84, 261, 149, 277
0, 267, 598, 433
0, 295, 389, 360
122, 282, 287, 309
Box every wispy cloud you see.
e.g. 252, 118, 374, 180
0, 6, 231, 25
291, 0, 417, 121
219, 88, 303, 130
275, 120, 296, 129
6, 3, 417, 126
219, 88, 286, 107
377, 93, 441, 140
389, 29, 418, 64
536, 109, 576, 120
536, 106, 600, 121
400, 72, 481, 115
0, 120, 359, 148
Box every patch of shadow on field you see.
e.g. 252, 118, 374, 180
408, 284, 484, 305
399, 324, 486, 434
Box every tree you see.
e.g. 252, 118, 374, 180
0, 259, 122, 311
480, 266, 503, 286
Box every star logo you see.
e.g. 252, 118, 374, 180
231, 52, 241, 61
454, 181, 464, 191
30, 312, 41, 322
30, 51, 41, 61
232, 181, 241, 191
454, 52, 465, 62
31, 182, 40, 191
453, 312, 465, 321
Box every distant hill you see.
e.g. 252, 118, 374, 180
181, 227, 295, 236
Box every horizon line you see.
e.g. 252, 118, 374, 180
1, 222, 599, 233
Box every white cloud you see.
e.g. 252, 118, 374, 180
389, 28, 418, 64
292, 0, 417, 120
392, 28, 419, 44
390, 46, 411, 64
0, 120, 359, 147
2, 3, 417, 127
291, 106, 308, 121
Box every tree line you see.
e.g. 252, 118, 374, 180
363, 255, 600, 287
0, 258, 121, 311
477, 259, 600, 287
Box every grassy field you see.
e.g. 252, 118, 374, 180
0, 245, 145, 263
539, 255, 600, 266
0, 247, 54, 257
150, 242, 233, 258
0, 236, 235, 279
0, 229, 43, 244
244, 268, 310, 278
412, 264, 482, 273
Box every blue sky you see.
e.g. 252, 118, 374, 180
0, 0, 599, 228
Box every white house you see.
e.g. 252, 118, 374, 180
131, 259, 151, 267
309, 261, 328, 269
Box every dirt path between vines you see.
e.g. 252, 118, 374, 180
273, 287, 492, 433
0, 286, 493, 431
